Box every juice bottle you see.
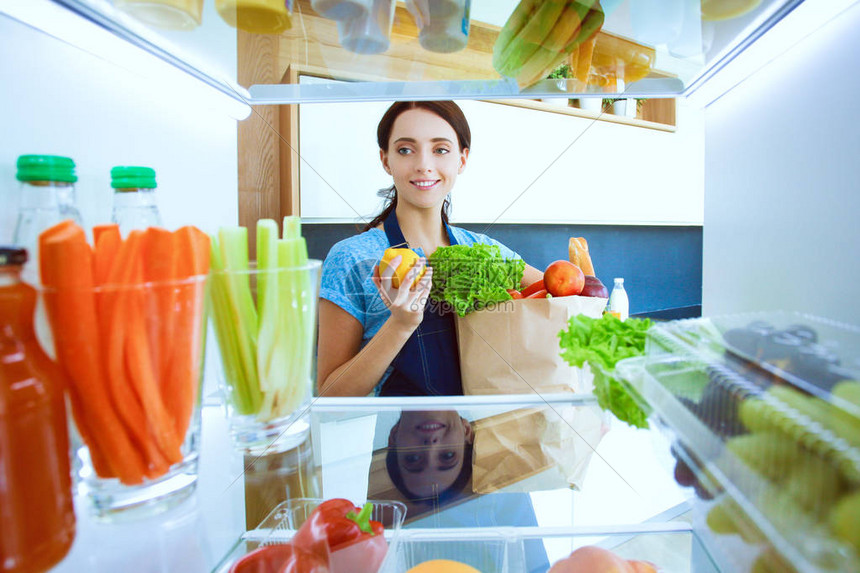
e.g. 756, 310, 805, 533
0, 246, 76, 573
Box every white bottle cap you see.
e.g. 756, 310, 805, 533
614, 277, 624, 283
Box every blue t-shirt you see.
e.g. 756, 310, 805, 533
320, 226, 521, 344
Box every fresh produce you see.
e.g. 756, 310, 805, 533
525, 288, 549, 299
406, 560, 480, 573
209, 217, 315, 421
520, 278, 545, 298
830, 490, 860, 555
38, 221, 210, 485
581, 275, 608, 298
506, 288, 523, 299
493, 0, 606, 88
548, 546, 656, 573
379, 247, 424, 289
543, 260, 585, 297
558, 314, 652, 427
229, 544, 330, 573
428, 243, 524, 317
292, 499, 388, 573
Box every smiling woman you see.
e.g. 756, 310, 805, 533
315, 100, 544, 398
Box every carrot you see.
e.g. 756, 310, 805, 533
102, 231, 170, 478
93, 225, 121, 286
39, 222, 147, 484
141, 228, 178, 389
124, 290, 183, 465
521, 279, 546, 298
93, 223, 118, 247
164, 226, 210, 445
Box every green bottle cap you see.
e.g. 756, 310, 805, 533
16, 155, 78, 183
111, 166, 157, 189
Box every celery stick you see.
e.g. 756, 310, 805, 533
256, 219, 279, 394
278, 236, 312, 419
208, 235, 252, 413
283, 215, 301, 240
217, 227, 262, 415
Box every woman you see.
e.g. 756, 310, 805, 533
386, 410, 473, 504
317, 101, 542, 397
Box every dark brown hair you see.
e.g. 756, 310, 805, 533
362, 101, 472, 232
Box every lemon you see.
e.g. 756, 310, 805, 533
701, 0, 763, 21
380, 247, 424, 289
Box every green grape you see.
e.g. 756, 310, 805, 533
725, 432, 803, 483
783, 454, 842, 518
706, 500, 738, 534
751, 548, 797, 573
739, 396, 860, 485
829, 490, 860, 555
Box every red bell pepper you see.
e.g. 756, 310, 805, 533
229, 543, 330, 573
293, 499, 388, 573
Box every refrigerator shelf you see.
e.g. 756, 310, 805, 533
2, 0, 806, 105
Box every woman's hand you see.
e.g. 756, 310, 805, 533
372, 255, 433, 332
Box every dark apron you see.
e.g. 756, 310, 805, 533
378, 211, 463, 396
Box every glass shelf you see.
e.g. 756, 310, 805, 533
9, 0, 806, 105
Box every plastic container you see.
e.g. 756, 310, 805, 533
113, 0, 204, 30
615, 311, 860, 573
12, 154, 84, 279
216, 0, 293, 35
215, 498, 407, 572
110, 165, 163, 236
0, 246, 76, 573
311, 0, 371, 21
405, 0, 471, 54
336, 0, 395, 54
380, 528, 521, 572
608, 277, 629, 321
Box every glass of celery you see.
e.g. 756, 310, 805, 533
208, 219, 322, 455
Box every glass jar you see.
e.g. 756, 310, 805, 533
113, 0, 204, 30
12, 154, 84, 279
216, 0, 293, 35
110, 166, 163, 236
0, 246, 76, 572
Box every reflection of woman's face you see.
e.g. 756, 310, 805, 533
390, 411, 472, 499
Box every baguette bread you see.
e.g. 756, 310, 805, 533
568, 237, 595, 276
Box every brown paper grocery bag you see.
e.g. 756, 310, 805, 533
456, 295, 607, 395
471, 404, 608, 494
472, 408, 552, 494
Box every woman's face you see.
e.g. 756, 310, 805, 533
380, 108, 469, 212
389, 410, 472, 499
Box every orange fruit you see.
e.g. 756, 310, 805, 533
380, 247, 425, 289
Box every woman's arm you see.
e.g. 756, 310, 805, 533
521, 263, 543, 288
317, 257, 431, 397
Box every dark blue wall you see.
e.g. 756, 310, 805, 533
303, 223, 702, 318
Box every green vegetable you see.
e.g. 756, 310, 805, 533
210, 226, 261, 415
558, 314, 652, 428
209, 218, 313, 422
429, 244, 525, 317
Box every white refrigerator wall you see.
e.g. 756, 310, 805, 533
0, 14, 239, 241
702, 2, 860, 325
299, 95, 705, 226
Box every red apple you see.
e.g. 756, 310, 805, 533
543, 260, 585, 297
581, 275, 609, 298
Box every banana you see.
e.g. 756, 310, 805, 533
493, 0, 542, 67
495, 0, 569, 78
514, 1, 592, 87
515, 2, 604, 89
